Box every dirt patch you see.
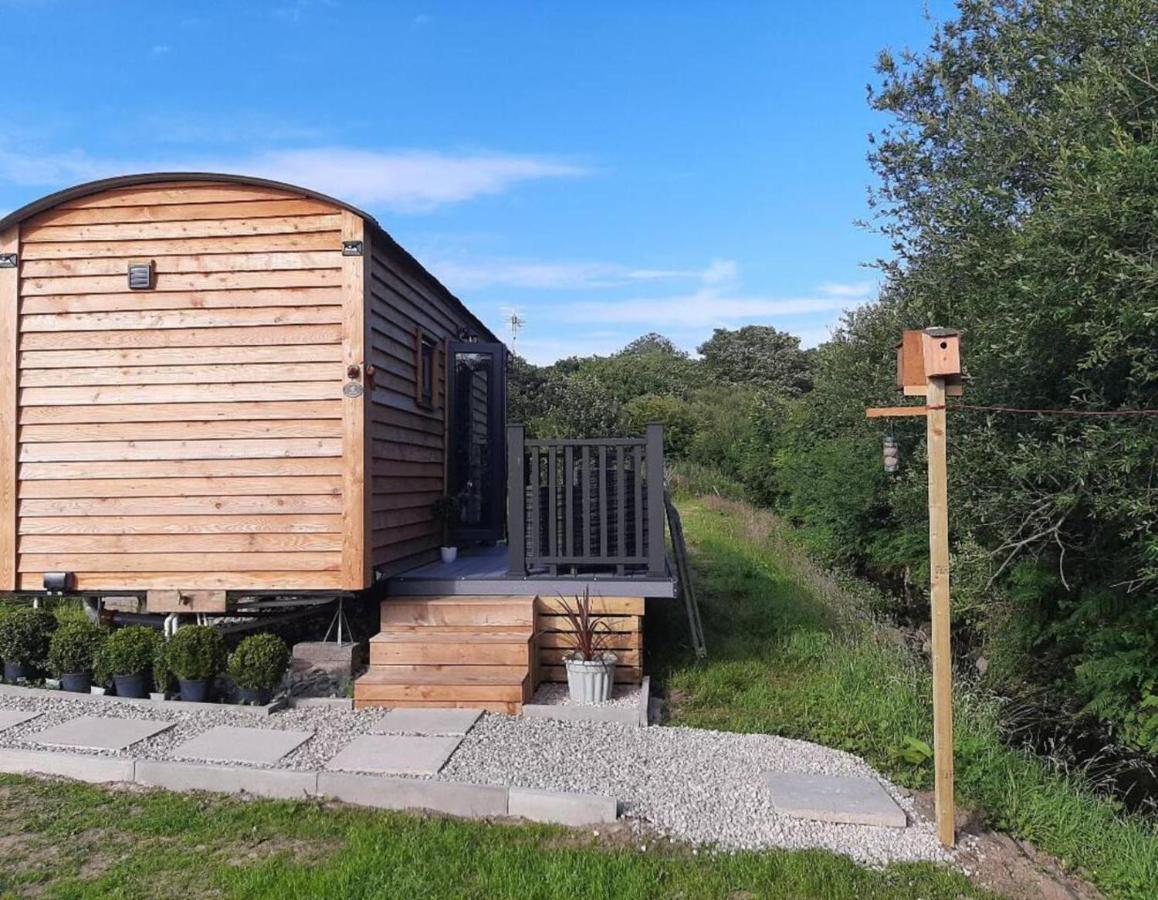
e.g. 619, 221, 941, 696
912, 791, 1103, 899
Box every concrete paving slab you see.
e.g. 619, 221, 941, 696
317, 772, 507, 817
171, 726, 313, 765
0, 709, 41, 732
765, 773, 907, 828
509, 787, 618, 825
370, 708, 482, 736
32, 715, 173, 751
325, 734, 462, 775
135, 760, 317, 799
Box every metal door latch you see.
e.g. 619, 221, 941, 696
0, 253, 16, 269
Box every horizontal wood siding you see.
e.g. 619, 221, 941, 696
13, 182, 348, 591
366, 243, 474, 576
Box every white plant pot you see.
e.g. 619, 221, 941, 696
90, 686, 106, 696
564, 654, 617, 704
440, 546, 458, 564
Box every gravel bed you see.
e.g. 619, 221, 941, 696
529, 682, 641, 709
0, 692, 959, 866
440, 715, 957, 866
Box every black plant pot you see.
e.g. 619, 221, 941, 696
237, 686, 272, 706
61, 672, 91, 694
113, 673, 148, 699
4, 662, 34, 683
179, 678, 212, 703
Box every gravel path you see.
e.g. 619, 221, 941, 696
529, 682, 642, 709
0, 691, 957, 867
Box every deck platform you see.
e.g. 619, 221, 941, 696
386, 545, 676, 599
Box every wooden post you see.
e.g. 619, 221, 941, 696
870, 327, 962, 849
645, 423, 666, 575
925, 374, 955, 848
506, 424, 526, 575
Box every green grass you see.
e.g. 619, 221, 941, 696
650, 494, 1158, 899
0, 775, 980, 899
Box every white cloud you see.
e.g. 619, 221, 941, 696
431, 258, 696, 292
560, 262, 875, 329
817, 280, 873, 299
0, 146, 587, 213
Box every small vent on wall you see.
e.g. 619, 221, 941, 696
127, 260, 156, 290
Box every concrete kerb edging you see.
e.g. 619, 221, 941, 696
287, 697, 354, 711
0, 748, 620, 826
0, 683, 283, 717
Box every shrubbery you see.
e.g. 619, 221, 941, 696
0, 607, 58, 669
228, 633, 290, 691
47, 621, 106, 676
104, 626, 160, 678
164, 625, 226, 682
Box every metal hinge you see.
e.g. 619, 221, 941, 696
0, 253, 16, 269
341, 240, 364, 257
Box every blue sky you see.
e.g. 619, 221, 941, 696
0, 0, 951, 364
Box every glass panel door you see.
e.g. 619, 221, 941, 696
447, 342, 506, 542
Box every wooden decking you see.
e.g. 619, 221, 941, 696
353, 594, 646, 712
386, 544, 676, 598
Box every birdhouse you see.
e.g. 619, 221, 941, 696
895, 328, 963, 396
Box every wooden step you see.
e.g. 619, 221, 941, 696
353, 698, 520, 713
354, 668, 529, 705
381, 596, 534, 628
372, 629, 531, 643
363, 663, 529, 679
370, 634, 530, 667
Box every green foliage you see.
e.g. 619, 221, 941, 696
47, 620, 106, 677
0, 607, 58, 669
228, 633, 290, 691
104, 626, 161, 678
165, 625, 226, 681
698, 325, 812, 396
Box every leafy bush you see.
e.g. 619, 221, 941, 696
47, 620, 106, 676
104, 626, 160, 677
228, 633, 290, 691
153, 640, 176, 695
0, 607, 58, 668
165, 625, 226, 681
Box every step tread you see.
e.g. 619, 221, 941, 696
371, 629, 532, 644
357, 669, 528, 686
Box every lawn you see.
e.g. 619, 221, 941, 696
650, 493, 1158, 899
0, 774, 980, 899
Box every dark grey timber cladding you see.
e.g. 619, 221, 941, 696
366, 242, 491, 577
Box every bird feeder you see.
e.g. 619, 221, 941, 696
882, 435, 899, 473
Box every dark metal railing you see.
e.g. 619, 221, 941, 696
506, 423, 665, 576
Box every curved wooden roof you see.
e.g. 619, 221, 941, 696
0, 172, 498, 342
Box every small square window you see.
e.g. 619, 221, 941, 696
417, 333, 437, 408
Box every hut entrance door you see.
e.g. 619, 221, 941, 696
447, 342, 507, 543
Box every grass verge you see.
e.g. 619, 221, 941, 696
0, 775, 980, 899
650, 493, 1158, 899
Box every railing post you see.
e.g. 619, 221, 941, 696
646, 422, 666, 575
507, 424, 526, 575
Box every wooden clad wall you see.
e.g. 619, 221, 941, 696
366, 242, 474, 577
9, 182, 354, 591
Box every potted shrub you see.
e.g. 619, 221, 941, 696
166, 625, 226, 702
151, 640, 175, 701
104, 626, 160, 698
47, 620, 106, 693
431, 495, 461, 563
228, 633, 290, 705
554, 590, 617, 704
0, 607, 57, 683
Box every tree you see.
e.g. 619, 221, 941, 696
697, 325, 812, 396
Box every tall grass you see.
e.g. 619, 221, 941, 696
651, 494, 1158, 899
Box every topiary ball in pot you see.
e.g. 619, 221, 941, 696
228, 633, 290, 705
0, 607, 58, 683
166, 625, 226, 703
104, 625, 161, 698
47, 620, 107, 694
